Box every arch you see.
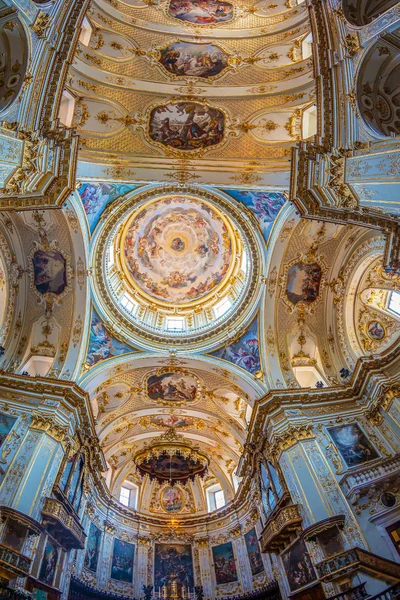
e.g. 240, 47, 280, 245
357, 32, 400, 137
0, 13, 29, 113
343, 0, 399, 27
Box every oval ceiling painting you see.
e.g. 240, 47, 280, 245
161, 486, 183, 512
147, 372, 198, 403
286, 262, 322, 305
159, 42, 229, 78
123, 196, 233, 304
148, 102, 225, 151
151, 415, 195, 428
168, 0, 234, 24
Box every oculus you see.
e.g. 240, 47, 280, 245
123, 196, 232, 304
161, 486, 183, 512
327, 423, 379, 467
367, 320, 385, 341
147, 372, 198, 403
212, 542, 238, 584
159, 42, 228, 78
168, 0, 234, 24
148, 102, 225, 151
32, 250, 67, 296
286, 261, 322, 305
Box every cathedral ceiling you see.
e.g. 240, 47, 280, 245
68, 0, 315, 187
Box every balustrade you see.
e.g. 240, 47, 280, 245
326, 582, 369, 600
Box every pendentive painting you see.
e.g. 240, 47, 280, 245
168, 0, 234, 24
154, 544, 194, 589
161, 486, 183, 512
147, 372, 198, 403
367, 320, 385, 340
79, 182, 136, 233
0, 413, 17, 448
32, 250, 67, 296
86, 310, 133, 366
38, 540, 58, 586
212, 542, 238, 584
225, 190, 286, 243
286, 262, 322, 305
84, 522, 102, 573
211, 318, 260, 374
151, 415, 194, 428
282, 538, 317, 592
160, 42, 228, 78
149, 102, 225, 151
244, 528, 264, 576
111, 539, 135, 582
327, 423, 379, 467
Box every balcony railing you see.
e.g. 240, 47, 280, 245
326, 582, 369, 600
368, 582, 400, 600
41, 497, 86, 549
259, 504, 302, 553
0, 543, 31, 578
316, 547, 400, 583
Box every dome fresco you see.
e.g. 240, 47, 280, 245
122, 196, 234, 305
92, 185, 261, 349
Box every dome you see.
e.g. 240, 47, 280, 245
121, 196, 235, 306
91, 185, 262, 351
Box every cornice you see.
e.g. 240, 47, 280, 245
238, 342, 400, 477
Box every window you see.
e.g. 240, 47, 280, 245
206, 485, 226, 512
388, 291, 400, 316
119, 486, 131, 507
166, 317, 184, 330
214, 489, 225, 509
214, 297, 232, 319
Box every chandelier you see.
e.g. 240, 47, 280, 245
134, 428, 209, 484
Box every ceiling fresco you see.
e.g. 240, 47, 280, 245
68, 0, 315, 186
122, 196, 233, 304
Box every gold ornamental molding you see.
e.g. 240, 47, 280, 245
269, 423, 315, 459
30, 415, 69, 444
0, 506, 42, 537
137, 536, 151, 546
229, 525, 242, 539
259, 503, 302, 554
289, 0, 400, 272
41, 497, 86, 549
195, 537, 209, 547
365, 383, 400, 426
302, 515, 345, 541
240, 345, 400, 479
